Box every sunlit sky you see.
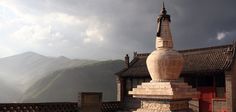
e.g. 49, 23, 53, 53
0, 0, 235, 60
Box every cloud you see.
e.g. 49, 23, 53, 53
85, 27, 104, 42
216, 32, 229, 40
0, 0, 235, 59
11, 25, 53, 45
0, 1, 111, 58
0, 45, 15, 57
47, 13, 83, 25
83, 22, 110, 43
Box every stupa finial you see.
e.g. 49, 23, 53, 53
161, 2, 167, 15
156, 2, 172, 49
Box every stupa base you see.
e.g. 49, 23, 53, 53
134, 109, 193, 112
129, 81, 199, 112
133, 99, 193, 112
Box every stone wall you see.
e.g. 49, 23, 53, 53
225, 58, 236, 112
225, 74, 232, 112
212, 99, 227, 112
189, 99, 199, 112
231, 62, 236, 112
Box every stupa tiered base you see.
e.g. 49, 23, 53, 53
129, 81, 199, 112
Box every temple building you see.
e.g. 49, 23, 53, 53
115, 4, 236, 112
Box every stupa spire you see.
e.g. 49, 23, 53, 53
156, 3, 173, 49
161, 2, 167, 15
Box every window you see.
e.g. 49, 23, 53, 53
215, 75, 225, 98
215, 87, 225, 98
215, 75, 225, 87
125, 78, 132, 95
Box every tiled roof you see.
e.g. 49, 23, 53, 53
116, 43, 236, 77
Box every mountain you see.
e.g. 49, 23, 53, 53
0, 52, 124, 103
0, 79, 21, 103
0, 52, 98, 92
21, 60, 124, 102
0, 52, 98, 102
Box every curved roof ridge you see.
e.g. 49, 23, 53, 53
223, 42, 236, 70
178, 44, 232, 53
134, 43, 234, 57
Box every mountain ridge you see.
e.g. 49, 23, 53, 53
21, 60, 124, 102
0, 51, 124, 103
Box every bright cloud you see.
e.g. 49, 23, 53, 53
49, 13, 83, 25
0, 45, 16, 57
83, 23, 109, 43
216, 32, 229, 40
11, 25, 52, 44
0, 1, 111, 59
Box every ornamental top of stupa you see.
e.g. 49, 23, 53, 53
156, 2, 173, 49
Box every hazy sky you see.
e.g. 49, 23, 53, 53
0, 0, 235, 60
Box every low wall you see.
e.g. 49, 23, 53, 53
0, 102, 78, 112
102, 101, 122, 112
0, 101, 122, 112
